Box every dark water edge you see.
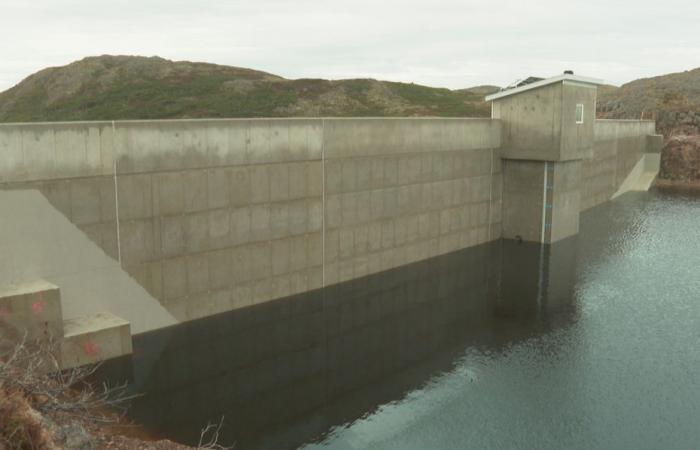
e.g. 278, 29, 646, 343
97, 188, 700, 450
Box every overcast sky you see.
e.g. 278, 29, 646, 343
1, 0, 698, 92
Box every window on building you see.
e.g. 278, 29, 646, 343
576, 104, 584, 124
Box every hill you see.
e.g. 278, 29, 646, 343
597, 67, 700, 136
0, 55, 491, 122
2, 56, 697, 128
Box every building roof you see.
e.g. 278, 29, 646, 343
485, 73, 606, 102
511, 76, 545, 89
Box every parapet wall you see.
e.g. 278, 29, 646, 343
582, 120, 656, 210
0, 118, 502, 325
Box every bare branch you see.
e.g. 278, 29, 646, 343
0, 334, 137, 425
197, 416, 234, 449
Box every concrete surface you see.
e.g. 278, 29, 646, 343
1, 277, 134, 369
582, 120, 657, 210
0, 190, 176, 334
491, 82, 596, 162
612, 152, 661, 199
0, 280, 63, 341
61, 312, 132, 369
322, 118, 502, 285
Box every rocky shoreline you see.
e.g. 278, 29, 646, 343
659, 132, 700, 184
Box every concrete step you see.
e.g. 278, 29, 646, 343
61, 312, 132, 370
636, 172, 658, 192
612, 153, 661, 199
1, 280, 133, 369
0, 280, 63, 342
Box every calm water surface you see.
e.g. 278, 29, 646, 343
106, 189, 700, 449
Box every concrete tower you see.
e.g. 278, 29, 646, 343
486, 73, 605, 243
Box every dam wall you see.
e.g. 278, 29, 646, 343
582, 120, 657, 210
0, 118, 502, 325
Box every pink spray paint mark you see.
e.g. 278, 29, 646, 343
83, 341, 100, 356
31, 291, 46, 314
0, 306, 10, 319
31, 301, 46, 314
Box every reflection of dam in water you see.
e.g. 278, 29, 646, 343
102, 236, 580, 449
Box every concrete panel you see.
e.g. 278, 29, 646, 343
231, 246, 253, 284
271, 239, 291, 276
226, 166, 250, 207
155, 172, 185, 216
323, 118, 498, 159
99, 125, 115, 175
183, 212, 210, 253
70, 178, 103, 225
221, 121, 248, 165
117, 174, 152, 220
186, 253, 209, 295
306, 162, 323, 197
22, 127, 56, 180
205, 123, 231, 166
54, 126, 88, 178
183, 170, 208, 213
231, 207, 252, 245
502, 160, 545, 242
181, 123, 209, 169
0, 280, 63, 341
270, 203, 290, 239
61, 312, 132, 369
208, 208, 232, 248
646, 134, 663, 153
583, 120, 656, 210
288, 200, 309, 235
560, 83, 596, 160
116, 124, 159, 173
247, 120, 273, 163
550, 190, 581, 242
161, 215, 186, 257
119, 219, 155, 266
207, 168, 229, 209
0, 127, 26, 182
269, 164, 290, 202
494, 83, 562, 161
250, 205, 271, 242
249, 166, 270, 204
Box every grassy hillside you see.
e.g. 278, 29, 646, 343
0, 55, 491, 122
2, 56, 697, 127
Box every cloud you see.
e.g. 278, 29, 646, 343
1, 0, 698, 92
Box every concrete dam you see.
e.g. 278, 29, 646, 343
0, 73, 662, 367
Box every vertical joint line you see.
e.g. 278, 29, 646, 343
112, 120, 122, 266
540, 161, 548, 244
487, 148, 494, 242
321, 118, 326, 289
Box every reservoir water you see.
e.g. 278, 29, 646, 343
105, 188, 700, 449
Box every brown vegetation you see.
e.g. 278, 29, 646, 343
0, 335, 226, 449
